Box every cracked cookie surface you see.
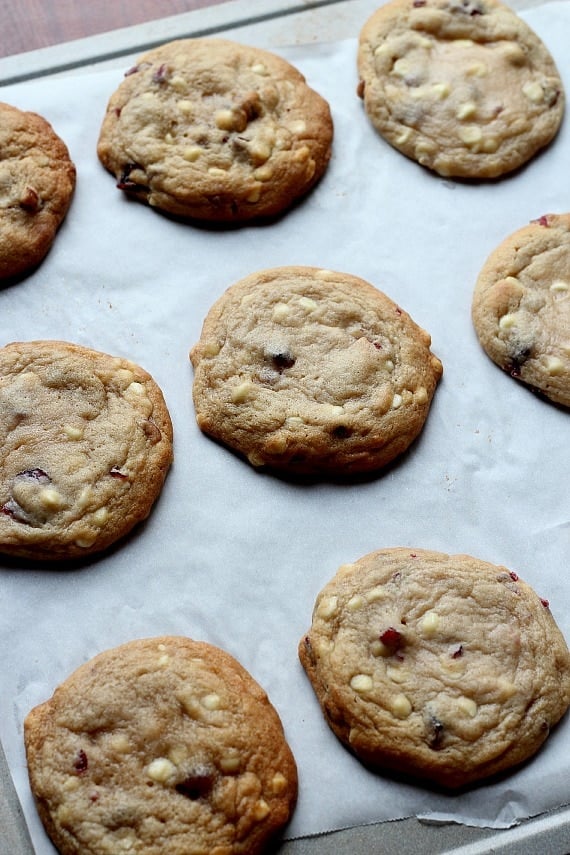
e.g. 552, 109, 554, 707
472, 213, 570, 406
97, 38, 333, 222
190, 266, 442, 475
0, 340, 173, 560
357, 0, 564, 178
0, 102, 75, 280
25, 636, 297, 855
299, 547, 570, 788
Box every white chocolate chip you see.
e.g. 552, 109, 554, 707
249, 140, 272, 164
366, 586, 387, 603
253, 799, 271, 821
392, 57, 413, 77
183, 146, 202, 162
64, 425, 84, 440
272, 303, 290, 323
431, 82, 450, 99
391, 693, 412, 718
466, 62, 488, 77
220, 752, 241, 773
285, 416, 304, 428
62, 777, 80, 792
289, 119, 307, 135
93, 507, 109, 527
499, 313, 518, 330
396, 128, 412, 145
420, 611, 440, 637
456, 101, 477, 120
545, 356, 564, 375
215, 109, 236, 130
457, 696, 478, 717
202, 341, 221, 357
384, 359, 395, 373
298, 296, 317, 312
415, 386, 428, 404
108, 734, 131, 754
125, 381, 145, 397
251, 62, 269, 76
481, 136, 499, 153
347, 594, 365, 611
231, 381, 254, 404
391, 393, 403, 409
551, 280, 569, 293
146, 758, 176, 783
386, 665, 409, 683
271, 772, 288, 794
254, 165, 273, 182
208, 166, 229, 177
317, 595, 338, 620
201, 693, 221, 711
75, 535, 97, 549
39, 487, 64, 511
350, 674, 373, 693
522, 81, 544, 103
176, 99, 194, 115
458, 125, 482, 145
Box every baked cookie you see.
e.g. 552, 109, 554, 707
0, 102, 76, 280
0, 340, 173, 560
357, 0, 564, 178
472, 213, 570, 406
25, 636, 297, 855
190, 266, 442, 475
97, 38, 333, 222
299, 548, 570, 788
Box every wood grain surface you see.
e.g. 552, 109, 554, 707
0, 0, 225, 59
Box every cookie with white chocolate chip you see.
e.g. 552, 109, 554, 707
0, 340, 173, 560
472, 213, 570, 406
97, 38, 333, 222
0, 102, 75, 280
357, 0, 564, 178
25, 636, 297, 855
299, 548, 570, 788
190, 266, 442, 475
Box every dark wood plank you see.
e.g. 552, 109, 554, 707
0, 0, 226, 59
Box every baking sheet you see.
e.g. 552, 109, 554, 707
1, 5, 569, 850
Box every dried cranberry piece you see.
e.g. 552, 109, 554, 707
506, 344, 532, 377
73, 749, 88, 774
117, 163, 147, 193
413, 0, 426, 5
17, 468, 50, 483
175, 766, 216, 800
509, 571, 519, 582
426, 715, 445, 750
379, 627, 404, 652
152, 63, 170, 84
540, 597, 550, 609
534, 215, 550, 227
109, 466, 128, 480
451, 644, 464, 659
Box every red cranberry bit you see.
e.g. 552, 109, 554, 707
427, 715, 445, 750
413, 0, 427, 5
540, 597, 550, 609
509, 571, 519, 582
109, 466, 128, 480
152, 63, 170, 84
117, 163, 146, 193
535, 215, 550, 227
18, 468, 50, 483
380, 627, 404, 652
175, 767, 216, 800
124, 64, 140, 76
73, 749, 88, 774
451, 644, 464, 659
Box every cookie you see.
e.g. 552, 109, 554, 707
472, 213, 570, 406
357, 0, 564, 178
0, 340, 173, 560
190, 266, 442, 475
0, 102, 76, 280
299, 547, 570, 788
97, 38, 333, 222
25, 636, 297, 855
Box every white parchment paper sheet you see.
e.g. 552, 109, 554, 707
1, 5, 569, 850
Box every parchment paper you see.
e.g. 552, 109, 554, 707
1, 6, 569, 850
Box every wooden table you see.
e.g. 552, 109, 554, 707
0, 0, 224, 58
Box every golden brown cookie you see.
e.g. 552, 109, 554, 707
0, 340, 173, 560
97, 38, 333, 222
357, 0, 565, 178
299, 548, 570, 788
190, 266, 442, 475
25, 636, 297, 855
472, 213, 570, 406
0, 102, 76, 280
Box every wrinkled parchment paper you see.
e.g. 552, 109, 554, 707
1, 6, 569, 849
